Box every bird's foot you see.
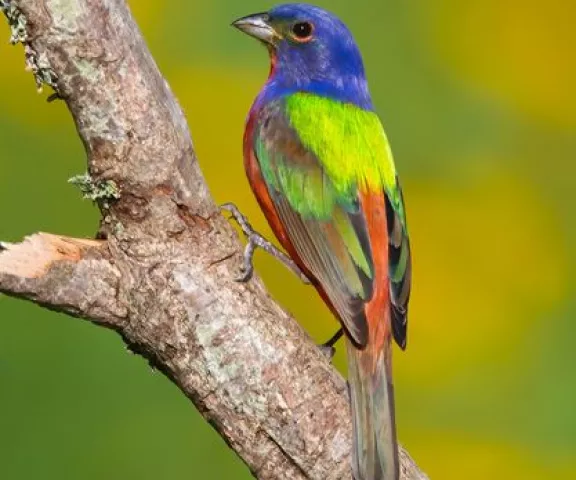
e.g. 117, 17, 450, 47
318, 329, 344, 362
221, 202, 310, 283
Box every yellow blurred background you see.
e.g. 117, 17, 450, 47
1, 1, 575, 478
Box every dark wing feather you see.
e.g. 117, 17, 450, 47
385, 179, 411, 349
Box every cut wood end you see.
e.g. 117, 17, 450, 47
0, 233, 103, 279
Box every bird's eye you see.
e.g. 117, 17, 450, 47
290, 21, 314, 42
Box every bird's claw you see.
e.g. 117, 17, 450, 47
221, 203, 259, 282
318, 329, 344, 362
235, 268, 253, 283
220, 203, 254, 237
319, 344, 337, 361
236, 237, 256, 282
221, 202, 310, 284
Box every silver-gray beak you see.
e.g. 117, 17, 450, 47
232, 12, 277, 44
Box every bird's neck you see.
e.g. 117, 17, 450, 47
254, 51, 373, 111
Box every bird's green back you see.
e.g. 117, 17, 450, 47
284, 93, 399, 206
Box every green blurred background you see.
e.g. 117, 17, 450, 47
1, 1, 574, 478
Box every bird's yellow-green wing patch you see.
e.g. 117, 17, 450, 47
285, 93, 398, 200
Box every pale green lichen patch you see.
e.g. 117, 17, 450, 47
1, 0, 60, 94
24, 45, 60, 93
69, 172, 121, 208
0, 0, 27, 44
46, 0, 82, 35
72, 57, 102, 84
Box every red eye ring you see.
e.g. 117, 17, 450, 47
291, 21, 314, 43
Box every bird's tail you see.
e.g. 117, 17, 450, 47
346, 335, 399, 480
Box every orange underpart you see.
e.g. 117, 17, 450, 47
359, 191, 392, 370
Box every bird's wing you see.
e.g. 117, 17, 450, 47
253, 98, 374, 346
251, 94, 411, 349
384, 177, 411, 349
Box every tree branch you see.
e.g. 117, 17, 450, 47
0, 1, 427, 479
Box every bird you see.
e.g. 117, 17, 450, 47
232, 4, 411, 479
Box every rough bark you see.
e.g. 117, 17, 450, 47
0, 1, 427, 479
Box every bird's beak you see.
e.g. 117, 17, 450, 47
232, 12, 278, 44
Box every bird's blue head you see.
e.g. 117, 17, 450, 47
233, 3, 373, 110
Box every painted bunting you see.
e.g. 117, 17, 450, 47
232, 4, 411, 479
